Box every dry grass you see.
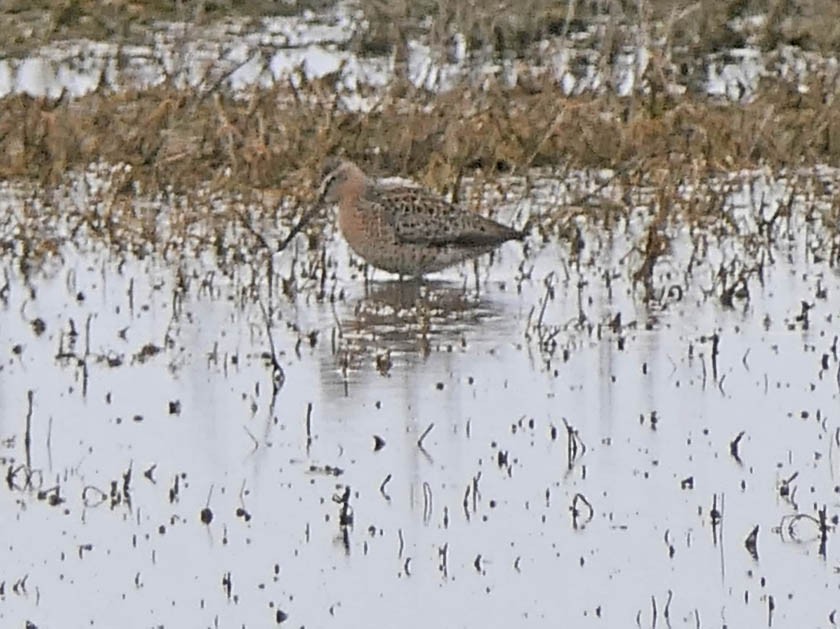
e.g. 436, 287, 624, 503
2, 78, 839, 310
4, 0, 840, 56
5, 0, 836, 195
2, 69, 840, 198
0, 0, 336, 53
356, 0, 840, 60
1, 0, 840, 307
1, 0, 838, 201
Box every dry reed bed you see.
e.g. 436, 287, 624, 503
3, 72, 840, 189
5, 0, 840, 55
1, 63, 840, 306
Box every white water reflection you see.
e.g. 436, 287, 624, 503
1, 168, 839, 627
1, 3, 835, 107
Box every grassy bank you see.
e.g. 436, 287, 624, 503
2, 0, 840, 298
2, 72, 839, 198
4, 0, 840, 54
1, 0, 839, 198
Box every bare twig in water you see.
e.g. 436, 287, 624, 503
562, 417, 586, 471
305, 402, 313, 455
744, 524, 759, 560
379, 473, 392, 501
236, 206, 273, 251
257, 300, 285, 398
417, 423, 434, 450
333, 485, 353, 554
236, 207, 277, 315
730, 431, 745, 464
277, 204, 322, 252
200, 485, 214, 525
24, 390, 34, 470
570, 493, 594, 529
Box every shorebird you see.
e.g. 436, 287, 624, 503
317, 158, 526, 277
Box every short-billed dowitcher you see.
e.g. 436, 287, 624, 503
317, 159, 526, 277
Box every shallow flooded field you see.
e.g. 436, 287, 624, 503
1, 165, 838, 627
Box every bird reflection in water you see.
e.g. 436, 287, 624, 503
323, 278, 507, 391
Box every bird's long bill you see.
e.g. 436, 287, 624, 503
316, 178, 332, 205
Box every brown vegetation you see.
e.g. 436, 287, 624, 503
356, 0, 840, 57
0, 0, 334, 53
1, 0, 838, 202
1, 69, 839, 197
2, 0, 840, 306
3, 0, 840, 55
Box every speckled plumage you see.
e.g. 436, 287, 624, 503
318, 159, 525, 276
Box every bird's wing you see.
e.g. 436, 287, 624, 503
368, 186, 523, 247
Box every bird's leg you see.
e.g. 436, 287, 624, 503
472, 258, 481, 297
363, 264, 372, 292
